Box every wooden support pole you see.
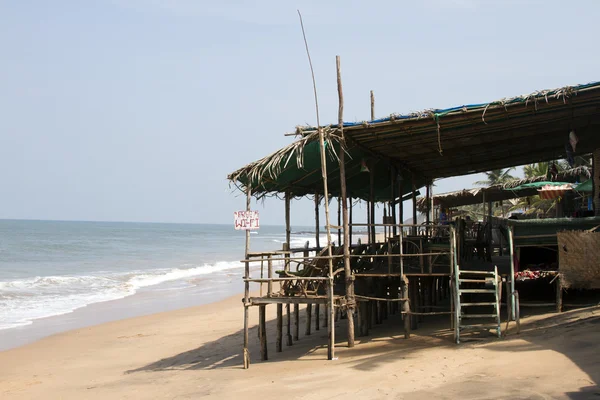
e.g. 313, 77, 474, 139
508, 226, 516, 320
276, 304, 283, 352
594, 148, 600, 215
243, 185, 251, 369
294, 304, 300, 341
402, 276, 411, 339
337, 55, 355, 348
391, 168, 397, 237
337, 197, 342, 246
306, 304, 312, 335
285, 191, 291, 271
267, 255, 273, 296
286, 303, 292, 346
315, 304, 320, 330
349, 197, 353, 246
370, 166, 376, 245
315, 194, 320, 249
425, 182, 431, 238
412, 177, 417, 236
556, 275, 563, 313
259, 305, 267, 361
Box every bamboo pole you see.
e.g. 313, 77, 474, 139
259, 305, 267, 360
508, 226, 516, 320
594, 148, 600, 215
337, 55, 355, 348
349, 197, 353, 246
243, 185, 251, 369
285, 191, 291, 271
276, 303, 283, 352
306, 304, 312, 335
294, 303, 300, 341
298, 10, 334, 359
412, 177, 417, 236
391, 168, 397, 237
425, 183, 431, 238
370, 165, 376, 244
286, 303, 292, 346
315, 194, 320, 249
337, 197, 342, 246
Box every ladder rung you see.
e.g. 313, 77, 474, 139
458, 270, 495, 275
459, 324, 501, 330
460, 314, 499, 318
458, 279, 494, 283
459, 289, 497, 294
461, 302, 497, 306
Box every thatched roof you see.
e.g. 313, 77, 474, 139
229, 81, 600, 200
294, 82, 600, 180
417, 167, 591, 211
228, 130, 425, 200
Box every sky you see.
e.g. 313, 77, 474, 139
1, 0, 599, 226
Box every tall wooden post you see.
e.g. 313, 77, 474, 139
391, 168, 397, 237
349, 197, 353, 245
425, 182, 431, 238
337, 197, 342, 246
370, 165, 376, 244
315, 194, 320, 249
243, 185, 251, 369
337, 55, 355, 347
399, 177, 404, 233
284, 191, 293, 346
259, 305, 267, 360
276, 303, 283, 352
412, 177, 417, 236
369, 90, 376, 245
594, 149, 600, 215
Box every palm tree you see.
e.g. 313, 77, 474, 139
523, 162, 549, 179
474, 168, 516, 186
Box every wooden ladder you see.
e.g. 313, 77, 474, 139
453, 266, 501, 344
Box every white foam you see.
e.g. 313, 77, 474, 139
0, 261, 244, 331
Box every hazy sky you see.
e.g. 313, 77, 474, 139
1, 1, 599, 226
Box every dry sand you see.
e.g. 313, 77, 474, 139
1, 294, 598, 400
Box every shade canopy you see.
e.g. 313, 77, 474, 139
229, 81, 600, 201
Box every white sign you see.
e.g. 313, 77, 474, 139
234, 211, 260, 230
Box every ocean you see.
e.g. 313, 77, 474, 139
0, 220, 325, 344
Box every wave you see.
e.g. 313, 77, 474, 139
0, 261, 243, 331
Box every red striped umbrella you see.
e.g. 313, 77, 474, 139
537, 184, 573, 200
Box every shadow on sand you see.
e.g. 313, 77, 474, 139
126, 304, 599, 399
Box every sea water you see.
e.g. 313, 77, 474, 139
0, 220, 325, 335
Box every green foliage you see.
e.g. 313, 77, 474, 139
474, 168, 516, 186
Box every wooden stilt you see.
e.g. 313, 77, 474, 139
276, 304, 283, 353
412, 176, 417, 236
306, 304, 312, 335
315, 304, 320, 330
556, 275, 563, 313
259, 305, 267, 361
336, 56, 355, 348
315, 194, 320, 249
349, 197, 353, 246
286, 303, 292, 346
323, 303, 328, 328
294, 304, 300, 341
243, 185, 251, 369
337, 198, 342, 246
401, 275, 411, 339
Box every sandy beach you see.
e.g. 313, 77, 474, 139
1, 292, 598, 400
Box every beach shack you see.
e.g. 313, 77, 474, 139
228, 80, 600, 367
